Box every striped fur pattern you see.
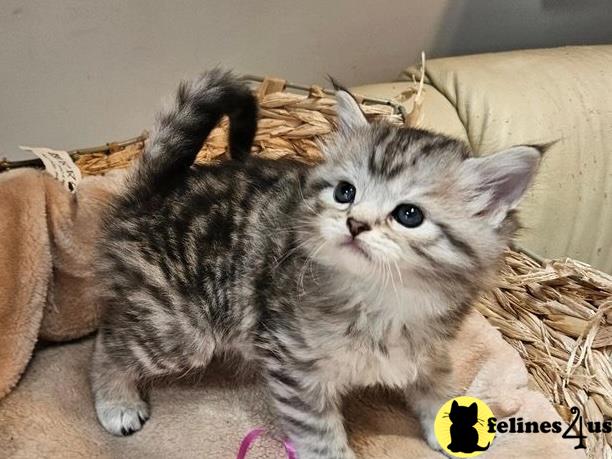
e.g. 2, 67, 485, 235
91, 70, 542, 459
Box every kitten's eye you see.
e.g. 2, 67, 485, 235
334, 181, 356, 204
392, 204, 424, 228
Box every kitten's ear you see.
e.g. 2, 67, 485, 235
334, 85, 368, 133
451, 400, 459, 410
469, 402, 478, 412
462, 145, 543, 226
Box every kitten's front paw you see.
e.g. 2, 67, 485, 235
95, 398, 150, 436
309, 451, 357, 459
294, 444, 357, 459
421, 418, 454, 458
423, 423, 442, 452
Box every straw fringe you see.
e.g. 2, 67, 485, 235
475, 251, 611, 456
61, 76, 611, 457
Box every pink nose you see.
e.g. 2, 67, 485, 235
347, 218, 371, 237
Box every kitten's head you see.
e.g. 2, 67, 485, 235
300, 90, 542, 285
449, 400, 479, 426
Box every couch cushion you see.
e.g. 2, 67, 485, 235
400, 45, 612, 273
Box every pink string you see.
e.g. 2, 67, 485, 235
236, 428, 298, 459
282, 438, 298, 459
236, 428, 265, 459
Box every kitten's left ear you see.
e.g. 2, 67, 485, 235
332, 80, 368, 133
462, 145, 543, 226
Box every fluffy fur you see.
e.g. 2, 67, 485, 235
91, 69, 542, 459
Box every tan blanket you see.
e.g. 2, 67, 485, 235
0, 168, 583, 458
0, 168, 124, 399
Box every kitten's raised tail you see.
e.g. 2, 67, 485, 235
134, 69, 257, 190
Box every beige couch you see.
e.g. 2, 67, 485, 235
354, 45, 612, 274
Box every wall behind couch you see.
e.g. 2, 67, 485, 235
1, 0, 611, 159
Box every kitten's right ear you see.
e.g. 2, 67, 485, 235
332, 80, 368, 133
462, 145, 543, 227
451, 400, 459, 409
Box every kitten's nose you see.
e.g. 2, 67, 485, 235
347, 217, 371, 237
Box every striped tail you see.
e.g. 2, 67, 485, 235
132, 69, 257, 194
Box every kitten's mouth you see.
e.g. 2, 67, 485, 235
340, 238, 371, 261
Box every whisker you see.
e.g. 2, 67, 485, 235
297, 179, 317, 214
387, 260, 400, 305
392, 259, 404, 285
298, 240, 327, 291
273, 237, 315, 268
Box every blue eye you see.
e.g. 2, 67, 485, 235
392, 204, 424, 228
334, 181, 356, 204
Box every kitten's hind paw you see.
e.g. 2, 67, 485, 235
95, 398, 150, 436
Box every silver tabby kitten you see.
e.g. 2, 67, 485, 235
91, 69, 542, 459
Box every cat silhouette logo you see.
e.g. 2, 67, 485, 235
434, 396, 496, 457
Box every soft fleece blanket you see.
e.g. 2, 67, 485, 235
0, 168, 583, 458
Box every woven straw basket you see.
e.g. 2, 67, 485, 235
3, 76, 610, 457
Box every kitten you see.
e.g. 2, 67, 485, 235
91, 69, 542, 459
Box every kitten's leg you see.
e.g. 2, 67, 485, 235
406, 352, 457, 452
91, 333, 151, 436
266, 367, 354, 459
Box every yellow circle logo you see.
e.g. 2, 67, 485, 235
434, 396, 496, 457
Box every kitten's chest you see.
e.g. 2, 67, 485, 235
316, 329, 423, 390
304, 285, 445, 390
